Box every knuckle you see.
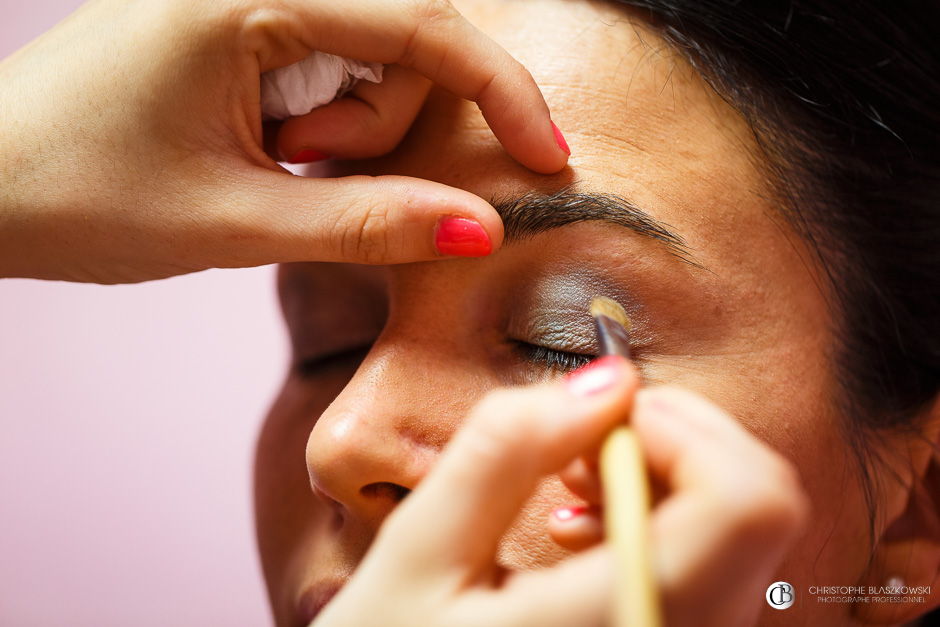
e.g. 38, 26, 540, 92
399, 0, 459, 63
201, 0, 285, 47
406, 0, 458, 23
333, 190, 391, 264
473, 55, 531, 110
241, 5, 285, 34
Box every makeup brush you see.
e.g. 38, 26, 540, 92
590, 296, 662, 627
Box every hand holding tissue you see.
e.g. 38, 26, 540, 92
260, 52, 384, 120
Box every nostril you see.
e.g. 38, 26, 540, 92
360, 482, 411, 503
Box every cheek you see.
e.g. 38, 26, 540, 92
498, 476, 574, 569
724, 375, 874, 588
775, 414, 874, 586
254, 377, 348, 581
640, 331, 874, 585
748, 375, 873, 578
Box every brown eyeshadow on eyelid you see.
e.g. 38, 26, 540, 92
497, 221, 728, 349
504, 269, 658, 352
514, 308, 597, 354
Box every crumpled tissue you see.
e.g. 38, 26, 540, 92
260, 52, 384, 120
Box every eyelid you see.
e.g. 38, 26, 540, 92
295, 344, 372, 377
512, 309, 598, 352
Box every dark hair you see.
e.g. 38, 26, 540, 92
612, 0, 940, 546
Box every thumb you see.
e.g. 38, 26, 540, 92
205, 168, 504, 267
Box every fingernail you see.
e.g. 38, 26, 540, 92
553, 505, 588, 522
287, 148, 329, 164
434, 217, 492, 257
551, 121, 570, 156
565, 355, 623, 397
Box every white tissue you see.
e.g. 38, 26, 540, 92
260, 52, 384, 120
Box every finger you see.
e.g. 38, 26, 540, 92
456, 547, 614, 627
632, 387, 810, 627
204, 168, 504, 265
379, 356, 638, 577
558, 454, 603, 504
277, 65, 433, 162
547, 504, 604, 552
257, 0, 569, 173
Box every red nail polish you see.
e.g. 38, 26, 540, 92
434, 217, 492, 257
287, 148, 329, 164
565, 355, 622, 397
553, 505, 588, 522
551, 121, 570, 156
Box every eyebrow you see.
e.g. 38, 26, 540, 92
492, 188, 700, 267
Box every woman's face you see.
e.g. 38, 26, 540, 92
255, 1, 881, 624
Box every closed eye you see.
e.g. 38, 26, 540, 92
294, 344, 372, 378
297, 341, 595, 378
513, 341, 594, 373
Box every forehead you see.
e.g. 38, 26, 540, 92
458, 0, 767, 231
320, 0, 817, 306
295, 0, 829, 338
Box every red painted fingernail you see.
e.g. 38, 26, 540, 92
287, 148, 329, 164
565, 355, 623, 397
551, 121, 570, 156
434, 217, 492, 257
553, 505, 588, 522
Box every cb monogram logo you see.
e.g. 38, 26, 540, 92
766, 581, 795, 610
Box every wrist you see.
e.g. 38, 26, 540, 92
0, 96, 67, 281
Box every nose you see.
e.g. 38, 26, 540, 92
305, 338, 473, 529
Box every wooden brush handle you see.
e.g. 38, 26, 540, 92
601, 425, 662, 627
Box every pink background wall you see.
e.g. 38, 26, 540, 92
1, 3, 285, 624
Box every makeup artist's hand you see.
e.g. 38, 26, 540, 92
313, 357, 808, 627
551, 384, 812, 626
0, 0, 568, 283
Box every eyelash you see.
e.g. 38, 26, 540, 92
514, 341, 594, 373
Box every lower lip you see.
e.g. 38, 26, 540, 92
297, 583, 341, 625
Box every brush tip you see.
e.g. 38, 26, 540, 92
590, 296, 632, 331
